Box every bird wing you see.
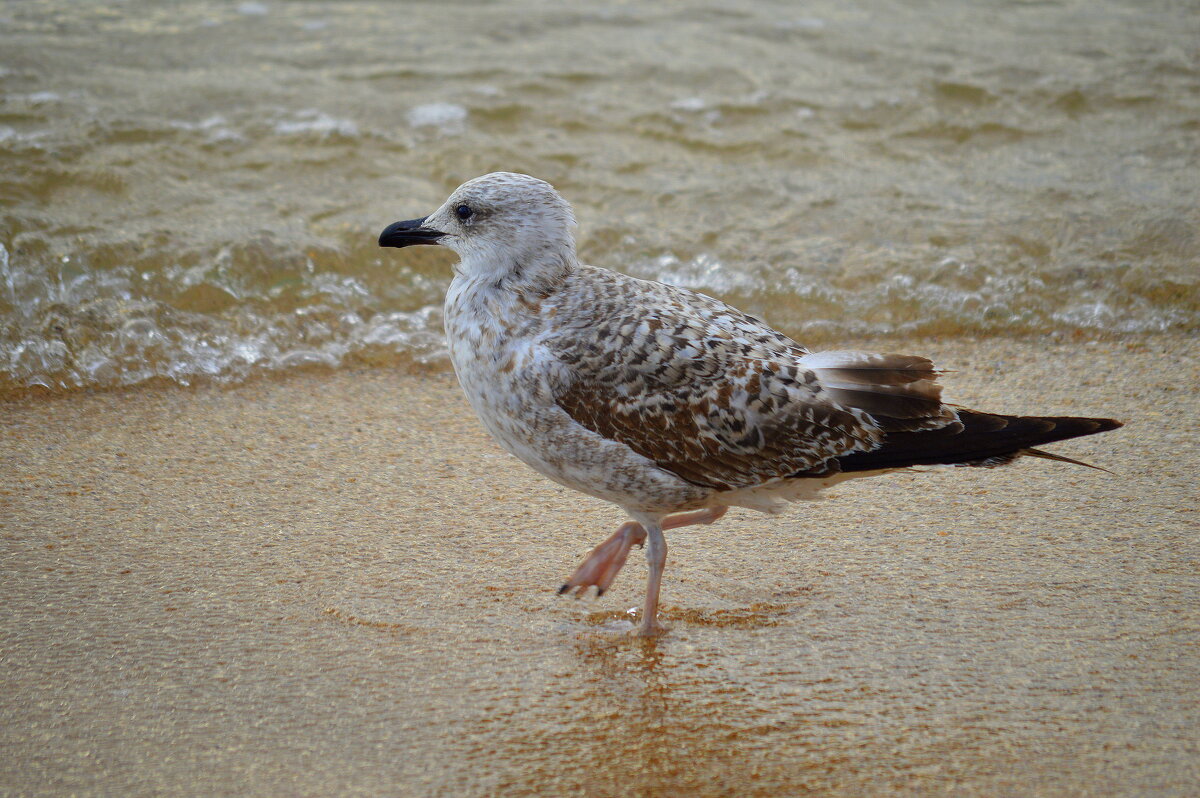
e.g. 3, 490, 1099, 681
543, 270, 956, 491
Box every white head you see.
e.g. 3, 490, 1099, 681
379, 172, 577, 280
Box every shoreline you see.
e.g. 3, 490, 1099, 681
1, 329, 1187, 405
2, 334, 1197, 795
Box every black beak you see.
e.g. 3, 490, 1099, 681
378, 217, 446, 248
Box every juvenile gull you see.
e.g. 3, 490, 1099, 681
379, 172, 1121, 636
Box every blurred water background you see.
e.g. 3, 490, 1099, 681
1, 0, 1197, 393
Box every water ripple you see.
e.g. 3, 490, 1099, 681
1, 0, 1196, 393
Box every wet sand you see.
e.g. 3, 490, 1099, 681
2, 336, 1197, 796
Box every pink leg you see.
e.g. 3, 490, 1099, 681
558, 521, 646, 598
558, 505, 728, 599
663, 505, 728, 530
638, 522, 667, 635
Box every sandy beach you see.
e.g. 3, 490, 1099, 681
2, 335, 1197, 796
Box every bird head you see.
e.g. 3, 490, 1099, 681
379, 172, 577, 280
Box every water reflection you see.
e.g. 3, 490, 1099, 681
565, 634, 731, 796
552, 626, 837, 796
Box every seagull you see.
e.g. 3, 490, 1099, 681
379, 172, 1121, 636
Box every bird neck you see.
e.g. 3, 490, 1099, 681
455, 247, 577, 300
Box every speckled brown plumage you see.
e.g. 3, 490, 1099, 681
548, 267, 885, 492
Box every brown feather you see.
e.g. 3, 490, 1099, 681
800, 350, 959, 432
548, 276, 885, 492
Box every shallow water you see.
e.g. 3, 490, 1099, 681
1, 0, 1198, 392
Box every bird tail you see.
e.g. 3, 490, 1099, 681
833, 411, 1122, 473
799, 350, 959, 433
1020, 446, 1113, 473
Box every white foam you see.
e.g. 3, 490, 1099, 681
20, 91, 61, 105
407, 103, 468, 134
651, 253, 761, 294
671, 97, 708, 112
274, 110, 358, 138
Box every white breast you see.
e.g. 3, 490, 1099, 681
443, 275, 707, 514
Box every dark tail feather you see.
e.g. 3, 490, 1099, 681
834, 411, 1122, 473
799, 350, 957, 432
1021, 447, 1114, 474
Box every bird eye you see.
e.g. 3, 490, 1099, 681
455, 204, 473, 220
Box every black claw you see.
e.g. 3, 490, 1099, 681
557, 584, 570, 595
596, 587, 605, 597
